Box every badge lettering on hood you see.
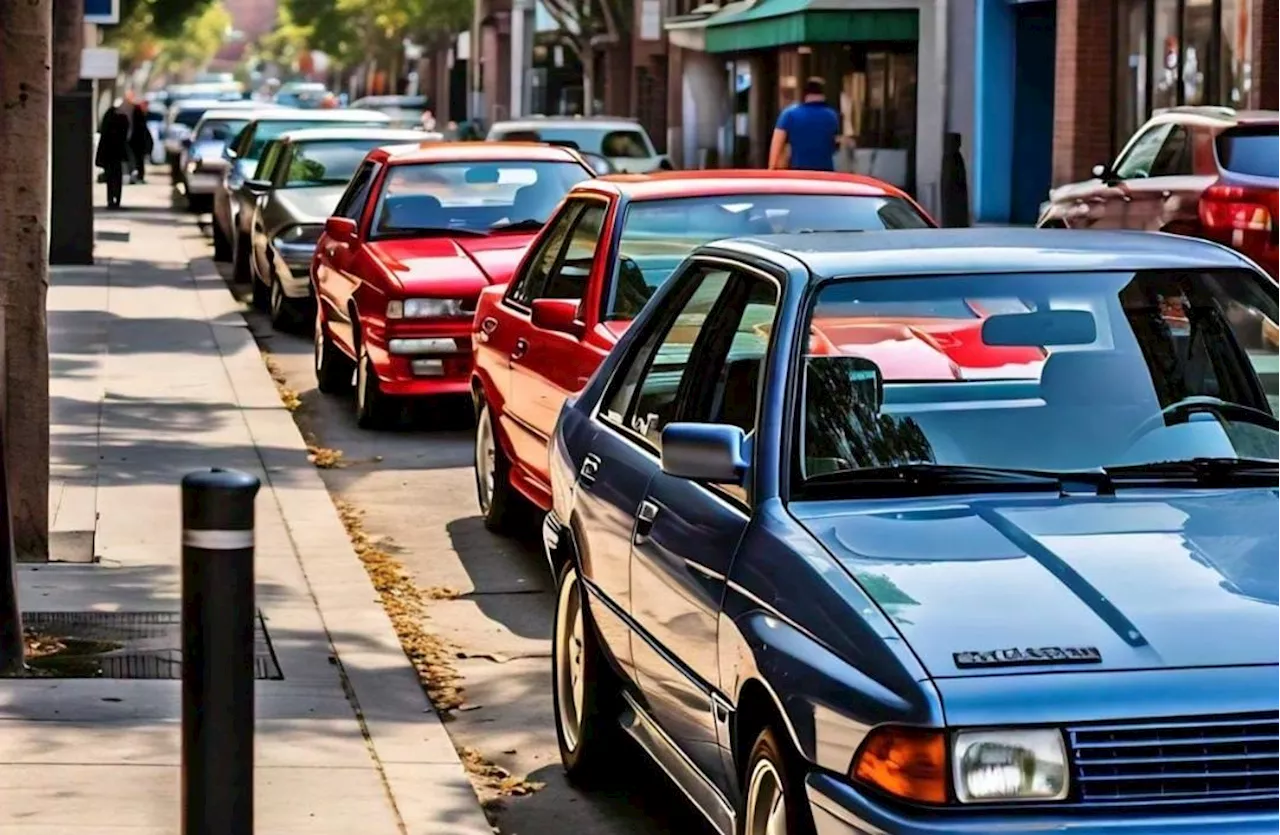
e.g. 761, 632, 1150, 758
953, 646, 1102, 668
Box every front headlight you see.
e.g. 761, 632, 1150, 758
386, 298, 466, 319
274, 224, 324, 247
953, 729, 1068, 803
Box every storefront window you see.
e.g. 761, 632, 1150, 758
1152, 0, 1180, 111
1182, 0, 1213, 105
1115, 0, 1149, 151
1219, 0, 1253, 105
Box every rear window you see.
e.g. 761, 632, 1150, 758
245, 120, 385, 161
491, 125, 653, 158
1216, 126, 1279, 179
175, 108, 208, 128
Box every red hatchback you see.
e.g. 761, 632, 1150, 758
311, 142, 594, 427
470, 170, 936, 532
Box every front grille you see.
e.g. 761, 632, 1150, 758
1068, 712, 1279, 809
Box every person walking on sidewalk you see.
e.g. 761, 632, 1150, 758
96, 100, 131, 209
129, 100, 155, 184
768, 77, 840, 172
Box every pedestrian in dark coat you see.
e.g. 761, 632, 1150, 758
96, 102, 131, 208
130, 102, 154, 183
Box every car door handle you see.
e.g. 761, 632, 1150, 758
512, 337, 529, 360
635, 499, 660, 539
579, 454, 600, 486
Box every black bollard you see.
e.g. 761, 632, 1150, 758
181, 468, 260, 835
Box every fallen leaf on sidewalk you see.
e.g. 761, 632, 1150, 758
424, 586, 460, 600
263, 355, 303, 412
308, 446, 345, 469
459, 746, 546, 814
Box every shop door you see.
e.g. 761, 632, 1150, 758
1011, 0, 1056, 225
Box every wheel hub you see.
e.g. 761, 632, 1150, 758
475, 413, 496, 512
555, 570, 586, 753
746, 758, 788, 835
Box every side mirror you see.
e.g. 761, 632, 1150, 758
660, 423, 749, 484
530, 297, 584, 337
1091, 163, 1115, 182
245, 179, 272, 196
324, 216, 358, 243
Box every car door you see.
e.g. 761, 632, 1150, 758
238, 139, 282, 243
512, 198, 613, 490
315, 159, 381, 354
1121, 122, 1199, 232
251, 143, 291, 281
1104, 121, 1177, 229
497, 198, 591, 486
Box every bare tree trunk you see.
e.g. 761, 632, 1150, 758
51, 0, 83, 95
0, 0, 53, 563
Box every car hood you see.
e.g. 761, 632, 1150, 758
366, 232, 536, 293
274, 185, 347, 224
793, 489, 1279, 678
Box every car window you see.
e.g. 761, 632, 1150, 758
1148, 125, 1193, 177
284, 140, 388, 187
334, 160, 381, 222
254, 141, 283, 180
507, 203, 584, 307
197, 119, 248, 142
232, 124, 255, 157
604, 193, 932, 321
1216, 126, 1279, 179
492, 125, 653, 158
540, 202, 606, 301
601, 130, 652, 159
1114, 123, 1175, 179
601, 267, 735, 448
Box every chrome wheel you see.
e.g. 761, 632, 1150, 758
356, 348, 369, 407
554, 566, 586, 753
745, 757, 789, 835
475, 406, 496, 513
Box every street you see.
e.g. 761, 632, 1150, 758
206, 232, 712, 835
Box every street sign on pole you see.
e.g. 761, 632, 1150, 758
85, 0, 120, 25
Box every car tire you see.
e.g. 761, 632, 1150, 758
314, 308, 352, 395
355, 343, 394, 429
552, 560, 619, 784
212, 219, 232, 261
268, 270, 299, 332
739, 727, 816, 835
474, 400, 522, 534
232, 231, 253, 284
250, 264, 269, 311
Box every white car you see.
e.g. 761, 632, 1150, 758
487, 116, 672, 173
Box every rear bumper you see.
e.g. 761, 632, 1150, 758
806, 772, 1279, 835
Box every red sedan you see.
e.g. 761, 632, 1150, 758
311, 142, 595, 427
470, 170, 936, 532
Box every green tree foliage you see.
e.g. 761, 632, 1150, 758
281, 0, 472, 70
108, 0, 226, 71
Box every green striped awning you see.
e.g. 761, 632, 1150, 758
704, 0, 918, 53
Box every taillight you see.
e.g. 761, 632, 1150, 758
1199, 183, 1275, 233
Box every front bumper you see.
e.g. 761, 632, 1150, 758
370, 324, 473, 398
806, 772, 1279, 835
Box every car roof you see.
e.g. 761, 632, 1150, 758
353, 95, 428, 105
173, 99, 258, 111
492, 117, 643, 131
567, 169, 915, 202
275, 127, 440, 144
197, 108, 280, 122
1151, 106, 1280, 127
372, 141, 587, 164
699, 228, 1254, 280
246, 109, 391, 123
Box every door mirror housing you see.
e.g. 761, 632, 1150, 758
324, 216, 358, 243
660, 423, 749, 484
1092, 163, 1118, 183
530, 297, 584, 337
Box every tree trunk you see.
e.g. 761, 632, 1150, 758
581, 46, 596, 116
51, 0, 83, 95
0, 0, 53, 563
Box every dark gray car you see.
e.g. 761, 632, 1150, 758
244, 127, 438, 330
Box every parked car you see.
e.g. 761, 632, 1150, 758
487, 116, 671, 173
349, 95, 433, 129
179, 107, 278, 215
244, 126, 438, 329
163, 98, 265, 178
212, 108, 391, 280
311, 142, 595, 428
471, 170, 935, 533
274, 81, 330, 109
542, 226, 1279, 835
1038, 106, 1278, 277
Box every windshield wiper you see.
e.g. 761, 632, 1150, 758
1104, 457, 1278, 487
803, 463, 1093, 496
491, 218, 545, 232
374, 227, 485, 239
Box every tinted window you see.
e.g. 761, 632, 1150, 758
604, 193, 932, 321
540, 203, 606, 300
284, 140, 387, 187
797, 268, 1279, 485
255, 141, 284, 180
243, 120, 385, 161
197, 119, 248, 141
1149, 125, 1193, 176
175, 108, 209, 129
1216, 126, 1279, 179
369, 159, 592, 238
507, 204, 583, 306
334, 161, 380, 221
492, 125, 653, 157
1114, 123, 1174, 179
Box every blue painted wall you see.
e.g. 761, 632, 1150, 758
973, 0, 1056, 224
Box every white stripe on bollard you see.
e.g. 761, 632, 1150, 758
182, 529, 254, 550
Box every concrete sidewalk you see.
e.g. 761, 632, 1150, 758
0, 182, 493, 834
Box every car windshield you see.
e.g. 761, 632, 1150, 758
175, 108, 209, 129
493, 126, 652, 158
284, 139, 392, 187
604, 193, 932, 320
1216, 126, 1279, 179
245, 120, 385, 162
197, 119, 248, 142
796, 268, 1279, 489
369, 159, 592, 238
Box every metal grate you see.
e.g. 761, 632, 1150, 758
19, 611, 283, 680
1068, 712, 1279, 810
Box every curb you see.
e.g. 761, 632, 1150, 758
185, 253, 494, 835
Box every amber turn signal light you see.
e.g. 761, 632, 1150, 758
851, 725, 948, 804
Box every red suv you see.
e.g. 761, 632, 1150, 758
1038, 107, 1278, 277
470, 171, 936, 533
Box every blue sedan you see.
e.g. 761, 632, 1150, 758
541, 228, 1279, 835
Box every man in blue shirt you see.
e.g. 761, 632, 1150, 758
768, 77, 840, 171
